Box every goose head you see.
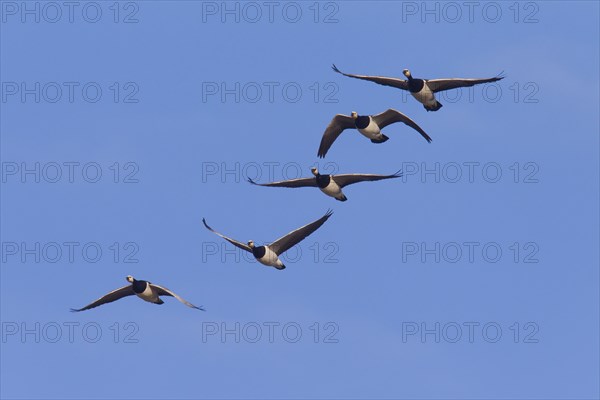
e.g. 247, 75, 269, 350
126, 275, 134, 283
247, 240, 255, 249
310, 167, 319, 176
402, 69, 412, 79
351, 111, 358, 119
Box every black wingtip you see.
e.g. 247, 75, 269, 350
332, 64, 341, 73
324, 209, 334, 218
70, 308, 81, 313
202, 218, 211, 230
392, 169, 404, 178
496, 70, 506, 80
196, 306, 206, 311
247, 177, 257, 185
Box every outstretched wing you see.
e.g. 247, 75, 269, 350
71, 285, 135, 312
269, 210, 333, 256
202, 218, 252, 253
426, 74, 504, 93
372, 109, 432, 143
151, 284, 205, 310
247, 177, 317, 188
332, 64, 409, 90
318, 114, 355, 158
332, 170, 403, 188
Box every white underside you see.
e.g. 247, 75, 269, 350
320, 179, 344, 198
357, 118, 383, 140
257, 246, 284, 268
412, 84, 436, 106
136, 285, 159, 303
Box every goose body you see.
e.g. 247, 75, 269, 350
332, 64, 504, 111
248, 167, 402, 202
408, 80, 437, 109
316, 174, 344, 200
317, 109, 431, 158
71, 276, 204, 311
202, 210, 333, 269
252, 245, 285, 269
132, 279, 161, 303
355, 116, 384, 140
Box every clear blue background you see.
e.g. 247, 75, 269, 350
1, 1, 599, 399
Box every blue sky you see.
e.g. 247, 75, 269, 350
1, 1, 599, 399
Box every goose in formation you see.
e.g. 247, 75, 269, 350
332, 64, 504, 111
248, 167, 402, 202
202, 210, 333, 270
71, 275, 204, 311
318, 108, 431, 158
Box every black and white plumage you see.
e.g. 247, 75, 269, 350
248, 167, 402, 202
71, 275, 204, 311
202, 210, 333, 270
332, 64, 504, 111
318, 109, 431, 158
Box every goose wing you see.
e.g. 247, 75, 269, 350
332, 64, 409, 90
247, 177, 317, 188
426, 75, 504, 93
332, 170, 403, 188
318, 114, 355, 158
71, 285, 135, 312
372, 109, 432, 143
150, 284, 205, 310
202, 218, 252, 252
269, 210, 333, 256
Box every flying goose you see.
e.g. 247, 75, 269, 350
332, 64, 504, 111
248, 167, 402, 202
318, 109, 431, 158
71, 275, 204, 311
202, 210, 333, 270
